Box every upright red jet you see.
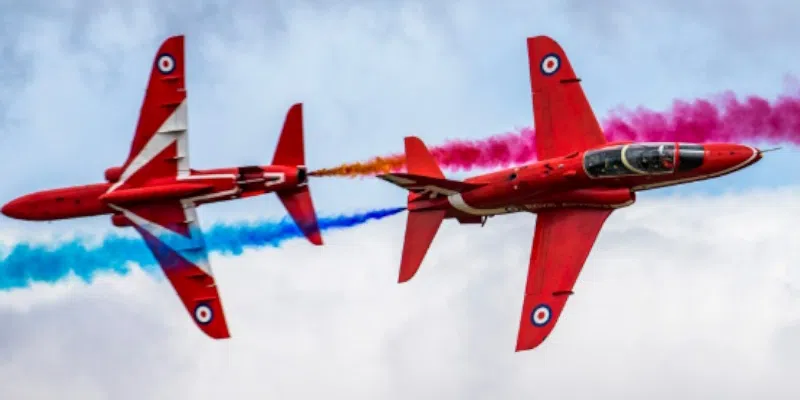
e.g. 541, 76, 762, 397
377, 35, 767, 352
1, 35, 323, 339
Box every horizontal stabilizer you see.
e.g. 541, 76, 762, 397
277, 186, 323, 246
399, 209, 446, 283
377, 172, 484, 201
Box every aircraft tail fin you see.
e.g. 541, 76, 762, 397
377, 136, 478, 283
405, 136, 444, 179
377, 172, 484, 201
377, 136, 484, 202
272, 103, 322, 246
397, 209, 446, 283
277, 187, 323, 246
272, 103, 305, 167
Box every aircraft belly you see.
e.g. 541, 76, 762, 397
447, 193, 519, 216
446, 191, 634, 217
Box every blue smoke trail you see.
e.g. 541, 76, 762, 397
0, 207, 405, 291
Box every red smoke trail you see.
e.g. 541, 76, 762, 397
604, 92, 800, 145
311, 91, 800, 177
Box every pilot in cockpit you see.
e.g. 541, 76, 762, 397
633, 145, 674, 173
658, 145, 674, 170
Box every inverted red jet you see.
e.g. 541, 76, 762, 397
1, 35, 323, 339
377, 35, 767, 352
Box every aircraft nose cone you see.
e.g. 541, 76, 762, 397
705, 144, 760, 171
727, 145, 758, 166
1, 198, 24, 219
731, 144, 760, 164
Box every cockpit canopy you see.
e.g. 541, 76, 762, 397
583, 143, 704, 178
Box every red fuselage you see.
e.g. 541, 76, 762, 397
409, 142, 762, 222
1, 165, 307, 225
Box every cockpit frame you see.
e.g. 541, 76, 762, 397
583, 143, 682, 179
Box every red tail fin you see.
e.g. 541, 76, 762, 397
272, 103, 322, 246
407, 136, 443, 202
405, 136, 444, 178
377, 137, 483, 203
278, 187, 323, 246
377, 172, 484, 200
399, 210, 445, 283
389, 136, 448, 282
272, 103, 305, 167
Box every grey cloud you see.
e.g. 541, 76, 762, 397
0, 2, 799, 398
558, 0, 800, 48
3, 191, 798, 398
773, 321, 800, 368
0, 278, 179, 399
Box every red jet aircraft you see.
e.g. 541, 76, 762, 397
1, 35, 323, 339
378, 35, 767, 352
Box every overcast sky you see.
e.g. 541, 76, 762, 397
0, 1, 799, 399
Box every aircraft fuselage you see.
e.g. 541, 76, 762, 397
406, 142, 761, 222
0, 165, 307, 225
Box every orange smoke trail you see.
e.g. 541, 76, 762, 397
309, 129, 536, 178
309, 154, 406, 177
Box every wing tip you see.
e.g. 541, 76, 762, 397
191, 300, 231, 340
195, 316, 231, 340
526, 35, 565, 54
515, 333, 547, 352
206, 331, 232, 340
527, 34, 575, 89
527, 35, 559, 46
307, 230, 324, 246
397, 270, 416, 284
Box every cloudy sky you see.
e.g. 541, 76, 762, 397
0, 1, 798, 399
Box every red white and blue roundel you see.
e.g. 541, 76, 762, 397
540, 53, 561, 76
156, 53, 176, 74
194, 303, 214, 325
530, 304, 552, 327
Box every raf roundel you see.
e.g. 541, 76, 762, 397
540, 53, 561, 76
530, 304, 552, 327
194, 303, 213, 325
156, 53, 176, 74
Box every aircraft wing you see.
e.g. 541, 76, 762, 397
527, 35, 607, 159
516, 208, 612, 351
109, 35, 190, 192
110, 201, 231, 339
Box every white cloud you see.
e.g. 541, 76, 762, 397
1, 188, 799, 399
1, 1, 800, 399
